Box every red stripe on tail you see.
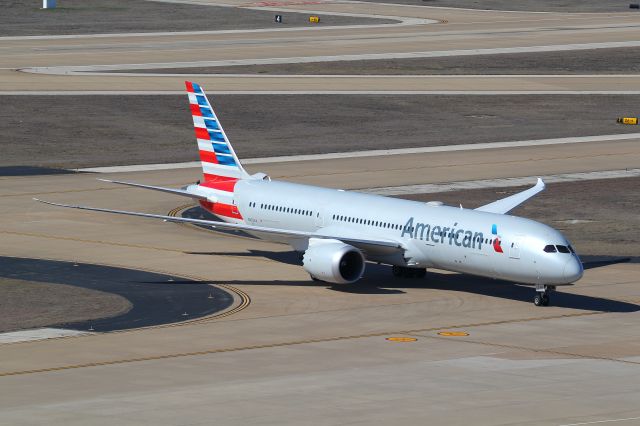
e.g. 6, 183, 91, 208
201, 174, 238, 192
190, 104, 202, 116
199, 150, 218, 164
194, 127, 210, 140
199, 200, 243, 219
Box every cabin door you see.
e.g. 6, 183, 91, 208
509, 236, 522, 259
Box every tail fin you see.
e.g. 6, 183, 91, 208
186, 81, 249, 183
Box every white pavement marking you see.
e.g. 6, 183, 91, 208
25, 41, 640, 74
557, 417, 640, 426
4, 91, 640, 95
0, 328, 93, 344
76, 133, 640, 173
362, 169, 640, 196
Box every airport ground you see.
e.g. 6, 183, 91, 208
2, 95, 640, 168
358, 0, 638, 13
1, 0, 640, 424
141, 47, 640, 75
0, 0, 386, 36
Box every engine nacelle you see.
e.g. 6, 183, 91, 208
302, 239, 365, 284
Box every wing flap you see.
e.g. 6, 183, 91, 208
475, 178, 545, 214
35, 199, 402, 251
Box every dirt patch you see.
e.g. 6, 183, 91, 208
0, 0, 389, 37
0, 278, 131, 333
1, 95, 639, 168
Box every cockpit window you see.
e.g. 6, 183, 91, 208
556, 245, 570, 253
543, 245, 557, 253
569, 245, 575, 254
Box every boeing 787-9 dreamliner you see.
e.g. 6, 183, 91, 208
38, 82, 583, 306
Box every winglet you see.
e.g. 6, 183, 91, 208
474, 178, 546, 215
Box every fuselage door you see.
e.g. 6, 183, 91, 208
509, 236, 522, 259
315, 209, 324, 227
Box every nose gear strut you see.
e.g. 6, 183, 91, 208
534, 284, 555, 306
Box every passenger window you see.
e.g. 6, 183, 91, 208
543, 245, 557, 253
556, 245, 570, 253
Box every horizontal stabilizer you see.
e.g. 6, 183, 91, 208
475, 178, 545, 214
98, 179, 209, 201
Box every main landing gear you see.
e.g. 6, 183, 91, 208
533, 284, 555, 307
392, 265, 427, 278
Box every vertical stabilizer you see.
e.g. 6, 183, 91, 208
185, 81, 249, 185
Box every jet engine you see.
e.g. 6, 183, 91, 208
302, 239, 365, 284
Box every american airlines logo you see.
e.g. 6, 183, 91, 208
401, 217, 503, 253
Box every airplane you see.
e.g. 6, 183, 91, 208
37, 81, 583, 306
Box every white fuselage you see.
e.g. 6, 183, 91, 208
193, 178, 584, 285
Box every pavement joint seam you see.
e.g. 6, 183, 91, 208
407, 333, 640, 366
0, 311, 606, 377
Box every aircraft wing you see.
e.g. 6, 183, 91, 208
474, 178, 545, 214
34, 199, 403, 252
98, 179, 209, 201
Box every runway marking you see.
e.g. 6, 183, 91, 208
386, 337, 418, 342
24, 41, 640, 74
437, 331, 469, 336
2, 168, 637, 202
75, 133, 640, 173
0, 311, 613, 377
364, 169, 640, 196
557, 417, 640, 426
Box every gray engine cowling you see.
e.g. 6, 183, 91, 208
302, 239, 365, 284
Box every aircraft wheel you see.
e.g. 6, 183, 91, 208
541, 293, 550, 306
534, 293, 544, 306
392, 265, 404, 277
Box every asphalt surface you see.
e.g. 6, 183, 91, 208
1, 140, 639, 425
1, 0, 640, 424
2, 95, 640, 168
0, 166, 78, 176
153, 47, 640, 75
358, 0, 639, 12
0, 257, 234, 332
0, 0, 387, 37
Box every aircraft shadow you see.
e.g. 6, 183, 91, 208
182, 206, 257, 239
195, 255, 639, 313
581, 255, 635, 270
185, 250, 301, 266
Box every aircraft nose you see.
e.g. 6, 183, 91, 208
563, 257, 584, 282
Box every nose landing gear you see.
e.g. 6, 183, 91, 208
534, 284, 555, 306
